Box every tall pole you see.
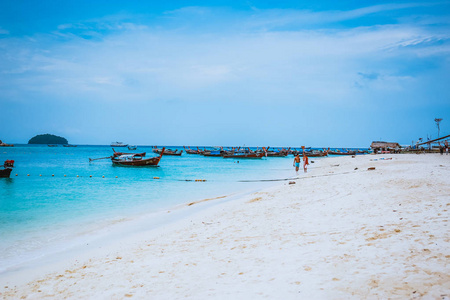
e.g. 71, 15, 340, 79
435, 118, 443, 146
435, 118, 443, 139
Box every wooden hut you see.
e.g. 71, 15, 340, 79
370, 141, 401, 153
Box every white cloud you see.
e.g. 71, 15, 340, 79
1, 4, 449, 108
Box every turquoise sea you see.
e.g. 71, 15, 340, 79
1, 145, 307, 273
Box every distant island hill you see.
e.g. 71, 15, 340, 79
28, 134, 68, 145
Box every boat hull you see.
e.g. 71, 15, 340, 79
153, 148, 182, 156
328, 151, 356, 155
0, 168, 12, 178
266, 152, 288, 157
304, 152, 327, 157
111, 157, 161, 166
223, 153, 265, 159
112, 147, 164, 166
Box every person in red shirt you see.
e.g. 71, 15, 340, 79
303, 155, 309, 173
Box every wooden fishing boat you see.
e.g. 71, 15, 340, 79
112, 148, 165, 166
183, 146, 201, 154
0, 140, 14, 147
263, 147, 288, 157
304, 150, 327, 157
0, 160, 14, 178
153, 147, 182, 156
328, 150, 356, 155
202, 150, 222, 157
223, 151, 265, 159
112, 149, 146, 157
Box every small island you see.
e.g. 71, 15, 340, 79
28, 134, 68, 145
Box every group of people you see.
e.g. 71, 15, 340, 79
293, 154, 308, 175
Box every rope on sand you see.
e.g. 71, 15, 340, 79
237, 171, 355, 182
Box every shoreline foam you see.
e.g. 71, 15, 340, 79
1, 154, 449, 299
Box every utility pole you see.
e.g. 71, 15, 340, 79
435, 118, 443, 146
435, 118, 443, 138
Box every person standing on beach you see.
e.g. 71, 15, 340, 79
303, 155, 309, 173
445, 140, 449, 155
293, 154, 301, 175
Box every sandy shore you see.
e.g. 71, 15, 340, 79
1, 153, 449, 299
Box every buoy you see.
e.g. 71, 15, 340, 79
77, 175, 79, 177
39, 174, 42, 177
27, 174, 30, 176
52, 174, 54, 177
90, 175, 92, 178
115, 176, 118, 178
15, 174, 18, 176
153, 177, 160, 179
64, 175, 66, 177
102, 175, 105, 178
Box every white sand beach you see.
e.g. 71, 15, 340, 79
1, 153, 449, 299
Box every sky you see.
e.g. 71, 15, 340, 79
0, 0, 449, 147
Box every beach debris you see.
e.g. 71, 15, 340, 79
354, 167, 358, 170
333, 164, 340, 167
248, 197, 263, 203
289, 181, 296, 185
368, 167, 376, 170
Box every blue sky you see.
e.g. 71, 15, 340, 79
0, 1, 449, 147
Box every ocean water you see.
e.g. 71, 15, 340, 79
0, 145, 305, 273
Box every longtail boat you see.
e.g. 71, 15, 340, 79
0, 140, 14, 147
201, 147, 224, 157
328, 149, 356, 155
0, 160, 14, 178
223, 152, 265, 158
263, 147, 288, 157
223, 148, 266, 159
112, 149, 146, 157
112, 148, 165, 166
183, 146, 201, 154
202, 149, 222, 157
304, 150, 328, 157
153, 146, 182, 156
